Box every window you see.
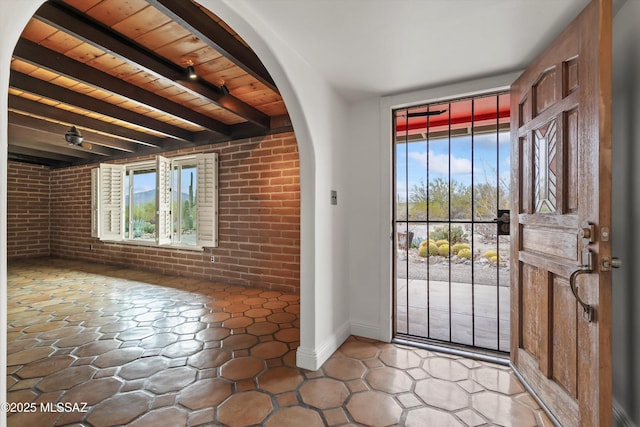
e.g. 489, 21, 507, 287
91, 153, 218, 248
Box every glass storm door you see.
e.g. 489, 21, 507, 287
393, 92, 511, 352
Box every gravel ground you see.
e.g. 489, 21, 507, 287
395, 250, 511, 287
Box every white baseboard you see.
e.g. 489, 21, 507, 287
614, 399, 637, 427
350, 321, 384, 342
296, 321, 351, 371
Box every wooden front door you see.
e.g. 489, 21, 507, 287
510, 0, 612, 426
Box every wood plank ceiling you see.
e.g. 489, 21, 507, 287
8, 0, 290, 168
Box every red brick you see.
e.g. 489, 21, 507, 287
6, 134, 300, 294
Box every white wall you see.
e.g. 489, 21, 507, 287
203, 0, 353, 370
612, 1, 640, 425
0, 2, 46, 424
345, 73, 520, 344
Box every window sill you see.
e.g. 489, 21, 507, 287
101, 239, 204, 252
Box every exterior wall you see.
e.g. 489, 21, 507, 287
42, 132, 300, 293
7, 161, 50, 259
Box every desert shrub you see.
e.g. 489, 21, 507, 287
429, 225, 467, 244
412, 237, 423, 249
458, 248, 472, 259
428, 242, 439, 256
483, 250, 498, 259
490, 255, 499, 262
438, 244, 450, 257
435, 239, 449, 247
451, 243, 470, 254
418, 245, 428, 257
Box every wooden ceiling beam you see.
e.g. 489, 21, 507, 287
9, 127, 100, 160
8, 151, 72, 168
13, 38, 231, 137
10, 71, 197, 143
8, 111, 137, 154
36, 1, 271, 129
147, 0, 279, 94
8, 144, 79, 164
8, 95, 164, 149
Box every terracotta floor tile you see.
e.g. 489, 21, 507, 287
339, 339, 379, 359
379, 347, 422, 369
35, 365, 97, 393
258, 366, 303, 394
423, 357, 470, 381
86, 391, 153, 427
15, 355, 75, 379
60, 377, 123, 405
72, 339, 121, 357
222, 316, 254, 329
405, 406, 465, 427
274, 327, 299, 343
415, 378, 469, 411
55, 332, 102, 348
323, 407, 349, 426
178, 378, 231, 410
322, 357, 366, 381
366, 366, 414, 394
299, 378, 349, 409
6, 347, 54, 366
7, 260, 548, 427
221, 332, 258, 351
128, 407, 188, 427
346, 391, 403, 427
220, 357, 264, 381
264, 406, 324, 427
456, 408, 487, 426
93, 347, 144, 368
172, 321, 206, 335
246, 321, 279, 336
195, 327, 230, 342
161, 340, 203, 358
471, 366, 526, 395
472, 391, 538, 427
188, 348, 231, 369
146, 366, 197, 394
217, 390, 273, 427
250, 341, 289, 359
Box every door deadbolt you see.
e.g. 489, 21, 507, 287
580, 222, 595, 244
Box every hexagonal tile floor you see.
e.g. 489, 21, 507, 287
6, 258, 551, 426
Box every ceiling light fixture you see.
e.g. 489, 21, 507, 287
219, 83, 229, 95
187, 65, 197, 80
65, 125, 83, 146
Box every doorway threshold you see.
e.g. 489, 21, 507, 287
392, 336, 509, 366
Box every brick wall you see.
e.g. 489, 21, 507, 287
7, 161, 51, 259
9, 132, 300, 293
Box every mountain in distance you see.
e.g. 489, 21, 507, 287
127, 190, 191, 205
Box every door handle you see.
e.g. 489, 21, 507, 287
569, 249, 594, 323
493, 209, 510, 236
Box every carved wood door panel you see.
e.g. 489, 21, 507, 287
510, 1, 612, 426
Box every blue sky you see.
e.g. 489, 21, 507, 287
396, 132, 510, 201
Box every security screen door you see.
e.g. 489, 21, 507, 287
393, 92, 511, 352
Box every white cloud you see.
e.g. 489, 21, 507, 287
408, 150, 472, 175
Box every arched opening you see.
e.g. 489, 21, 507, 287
1, 0, 318, 413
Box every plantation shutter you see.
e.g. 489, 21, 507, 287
99, 163, 125, 240
196, 153, 218, 247
91, 167, 100, 238
156, 155, 172, 245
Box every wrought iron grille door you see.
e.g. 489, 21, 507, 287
393, 92, 511, 352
